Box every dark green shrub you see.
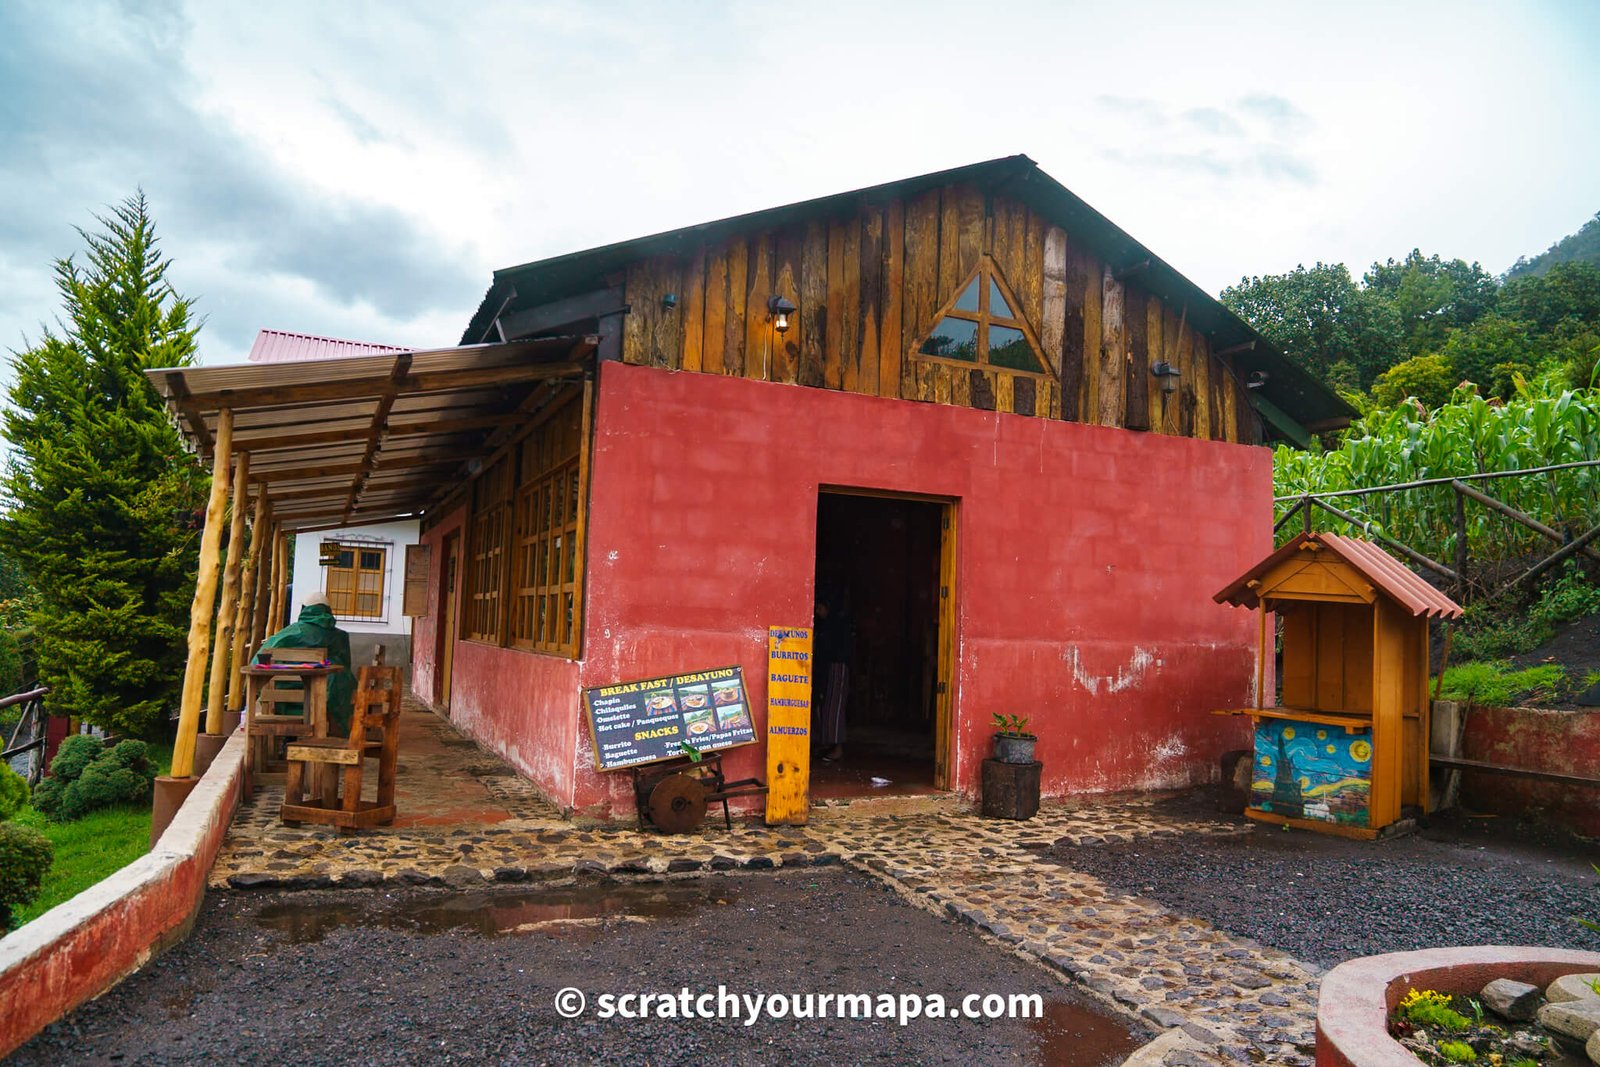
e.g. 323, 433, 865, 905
31, 736, 155, 821
0, 764, 26, 822
0, 821, 53, 928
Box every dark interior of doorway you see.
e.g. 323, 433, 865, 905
811, 492, 942, 798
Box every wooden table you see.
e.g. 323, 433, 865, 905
241, 663, 343, 803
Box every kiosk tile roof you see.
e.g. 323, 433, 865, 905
1214, 531, 1464, 619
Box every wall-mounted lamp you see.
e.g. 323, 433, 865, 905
768, 295, 797, 334
1151, 360, 1182, 395
1246, 370, 1270, 390
661, 293, 678, 311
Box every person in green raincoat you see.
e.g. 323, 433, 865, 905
254, 593, 356, 736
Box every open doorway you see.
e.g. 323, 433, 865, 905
811, 490, 953, 797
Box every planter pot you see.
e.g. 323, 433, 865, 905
981, 758, 1041, 820
993, 733, 1037, 764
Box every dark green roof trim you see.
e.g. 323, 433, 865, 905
1249, 392, 1313, 449
462, 155, 1355, 439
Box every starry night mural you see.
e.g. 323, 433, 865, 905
1251, 718, 1372, 827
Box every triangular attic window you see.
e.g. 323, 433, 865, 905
914, 258, 1048, 376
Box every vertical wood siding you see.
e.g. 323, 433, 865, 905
620, 183, 1257, 444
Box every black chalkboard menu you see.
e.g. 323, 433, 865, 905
583, 665, 757, 771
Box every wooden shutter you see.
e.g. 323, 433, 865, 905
402, 543, 431, 617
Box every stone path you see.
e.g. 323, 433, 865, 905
216, 704, 1322, 1066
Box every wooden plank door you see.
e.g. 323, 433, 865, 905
934, 504, 957, 790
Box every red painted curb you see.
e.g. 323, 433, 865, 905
0, 729, 245, 1058
1316, 945, 1600, 1066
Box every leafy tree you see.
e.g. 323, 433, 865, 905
1362, 250, 1497, 357
1439, 314, 1541, 392
1221, 263, 1401, 389
0, 193, 206, 735
1498, 261, 1600, 333
1370, 353, 1457, 410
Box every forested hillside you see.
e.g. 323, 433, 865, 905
1221, 227, 1600, 409
1508, 212, 1600, 280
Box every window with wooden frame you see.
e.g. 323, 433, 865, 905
508, 394, 583, 655
463, 454, 514, 643
458, 385, 589, 658
913, 257, 1049, 376
323, 543, 387, 619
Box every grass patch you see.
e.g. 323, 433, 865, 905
8, 738, 172, 927
1436, 661, 1569, 706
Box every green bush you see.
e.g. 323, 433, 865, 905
31, 737, 156, 821
1438, 661, 1568, 706
0, 820, 53, 929
0, 763, 26, 822
1371, 353, 1458, 410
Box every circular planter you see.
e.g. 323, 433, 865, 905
1316, 945, 1600, 1066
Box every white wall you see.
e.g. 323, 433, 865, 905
291, 519, 420, 637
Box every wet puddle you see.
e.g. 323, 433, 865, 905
254, 882, 732, 944
1030, 999, 1148, 1066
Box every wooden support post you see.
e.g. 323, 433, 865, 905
1453, 487, 1469, 601
171, 409, 233, 780
250, 510, 274, 650
205, 452, 251, 733
264, 525, 284, 637
274, 529, 291, 629
228, 485, 270, 711
1257, 603, 1270, 708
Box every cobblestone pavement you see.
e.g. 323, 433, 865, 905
217, 704, 1320, 1066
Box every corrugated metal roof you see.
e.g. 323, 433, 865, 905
1214, 531, 1464, 619
248, 329, 409, 363
462, 154, 1356, 437
146, 335, 596, 531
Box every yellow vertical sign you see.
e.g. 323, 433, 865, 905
765, 625, 812, 825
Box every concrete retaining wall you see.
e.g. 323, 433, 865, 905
0, 728, 245, 1058
1432, 700, 1600, 837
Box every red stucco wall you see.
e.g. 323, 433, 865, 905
411, 362, 1269, 817
1460, 705, 1600, 836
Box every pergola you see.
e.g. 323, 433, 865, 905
143, 335, 595, 789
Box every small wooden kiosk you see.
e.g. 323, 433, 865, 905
1213, 532, 1463, 839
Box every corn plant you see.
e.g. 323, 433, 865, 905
1275, 376, 1600, 585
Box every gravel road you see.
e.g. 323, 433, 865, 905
7, 868, 1145, 1066
1049, 796, 1600, 971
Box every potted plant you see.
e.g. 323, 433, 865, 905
992, 714, 1037, 764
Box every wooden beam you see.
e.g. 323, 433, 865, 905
229, 479, 270, 710
163, 372, 213, 450
253, 454, 466, 482
284, 511, 425, 534
1113, 258, 1151, 282
180, 352, 591, 411
205, 452, 251, 733
1214, 341, 1257, 357
495, 287, 624, 341
1451, 479, 1600, 566
172, 408, 233, 779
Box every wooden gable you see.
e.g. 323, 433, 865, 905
617, 182, 1254, 443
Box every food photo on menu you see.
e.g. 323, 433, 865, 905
679, 685, 716, 738
715, 699, 751, 732
711, 680, 741, 705
644, 690, 677, 717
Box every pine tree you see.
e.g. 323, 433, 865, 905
0, 193, 207, 734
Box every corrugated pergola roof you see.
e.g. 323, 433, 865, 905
146, 335, 596, 531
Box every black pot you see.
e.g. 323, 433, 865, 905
993, 733, 1037, 764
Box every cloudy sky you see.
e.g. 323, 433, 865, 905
2, 0, 1596, 365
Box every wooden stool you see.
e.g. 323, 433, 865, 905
281, 665, 402, 834
245, 647, 327, 774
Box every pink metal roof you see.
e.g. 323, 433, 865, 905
1214, 531, 1464, 619
247, 329, 409, 363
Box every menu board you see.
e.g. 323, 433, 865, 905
583, 665, 757, 771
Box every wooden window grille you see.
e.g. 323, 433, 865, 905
463, 454, 514, 642
509, 395, 583, 655
912, 257, 1050, 377
324, 544, 387, 619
